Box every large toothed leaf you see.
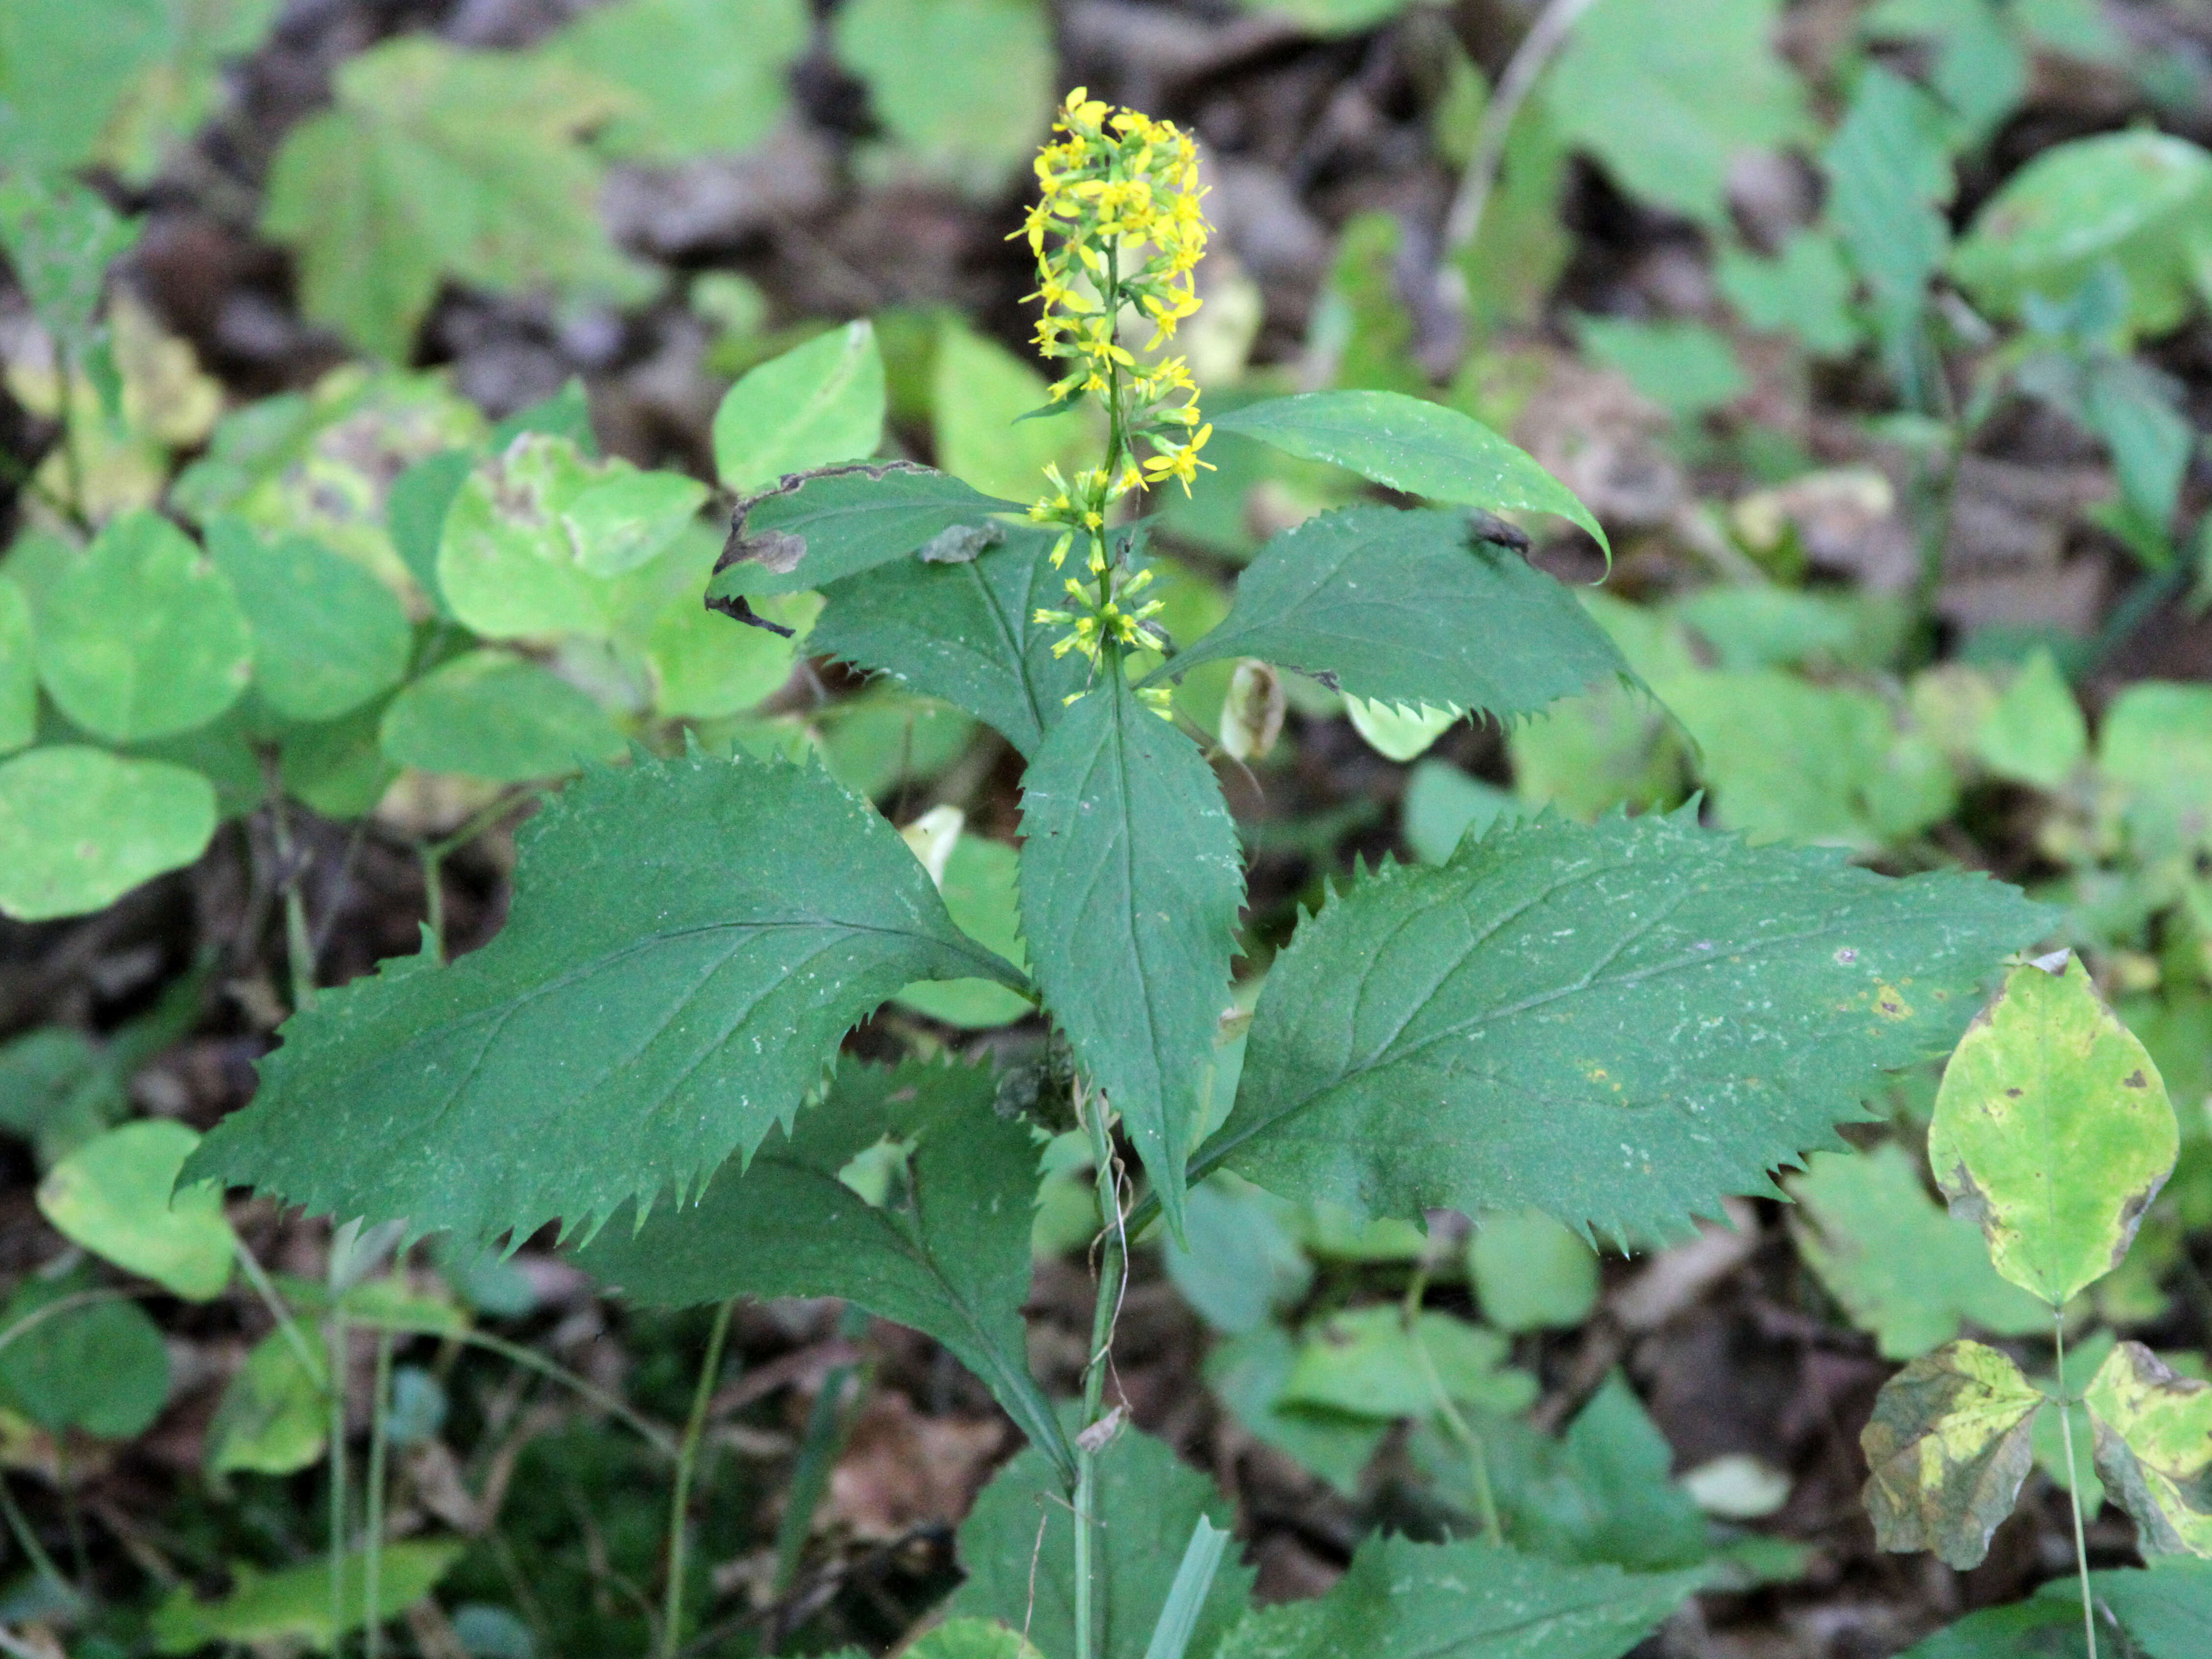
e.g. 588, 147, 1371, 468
1200, 809, 2051, 1241
808, 529, 1087, 757
576, 1058, 1071, 1482
1929, 956, 2179, 1309
708, 463, 1022, 605
1150, 507, 1632, 720
185, 753, 1024, 1242
1861, 1339, 2045, 1570
2085, 1340, 2212, 1558
1019, 673, 1244, 1237
1210, 1535, 1699, 1659
1207, 392, 1607, 553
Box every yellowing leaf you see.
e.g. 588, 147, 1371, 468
2085, 1340, 2212, 1558
1861, 1339, 2044, 1569
37, 1120, 234, 1301
1929, 956, 2178, 1308
260, 37, 649, 362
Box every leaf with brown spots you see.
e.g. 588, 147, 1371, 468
2085, 1340, 2212, 1558
1862, 1339, 2045, 1569
1928, 955, 2179, 1308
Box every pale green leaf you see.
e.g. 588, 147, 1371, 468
436, 436, 631, 639
1211, 1535, 1698, 1659
387, 449, 472, 616
0, 1273, 169, 1438
931, 318, 1099, 503
280, 705, 396, 819
0, 1027, 123, 1167
1542, 0, 1808, 229
1204, 1325, 1387, 1496
1823, 65, 1953, 387
32, 510, 252, 743
0, 578, 32, 755
260, 38, 646, 362
151, 1541, 463, 1655
0, 172, 142, 357
205, 1327, 327, 1476
563, 468, 709, 579
1018, 671, 1244, 1238
0, 746, 217, 921
1202, 808, 2051, 1241
1469, 1207, 1600, 1334
95, 0, 282, 184
1238, 0, 1411, 35
808, 527, 1088, 758
377, 650, 625, 784
1345, 696, 1456, 763
1716, 229, 1862, 357
1156, 509, 1630, 723
1860, 1338, 2044, 1569
0, 0, 169, 171
2100, 682, 2212, 856
1162, 1176, 1311, 1337
1972, 649, 2085, 790
546, 0, 808, 161
1952, 130, 2212, 336
833, 0, 1053, 193
37, 1119, 234, 1301
186, 752, 1025, 1243
1785, 1144, 2046, 1360
1281, 1306, 1535, 1420
1929, 955, 2178, 1307
713, 321, 886, 495
710, 463, 1023, 602
1207, 392, 1607, 553
1662, 670, 1908, 848
610, 524, 805, 722
1402, 762, 1525, 865
892, 834, 1033, 1028
2084, 1339, 2212, 1557
576, 1058, 1072, 1481
207, 518, 412, 722
949, 1424, 1254, 1659
909, 1621, 1045, 1659
1574, 318, 1747, 420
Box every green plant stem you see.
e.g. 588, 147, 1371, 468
2054, 1318, 2098, 1659
51, 347, 85, 529
364, 1327, 394, 1659
418, 789, 543, 964
328, 1305, 349, 1659
659, 1297, 736, 1659
0, 1474, 70, 1604
1073, 1080, 1129, 1659
266, 777, 319, 1013
233, 1237, 324, 1380
1401, 1260, 1502, 1546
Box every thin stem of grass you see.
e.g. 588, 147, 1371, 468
2055, 1317, 2098, 1659
364, 1327, 394, 1659
659, 1297, 736, 1659
1402, 1259, 1501, 1546
327, 1304, 349, 1659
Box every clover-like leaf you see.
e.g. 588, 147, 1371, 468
0, 577, 32, 755
1019, 670, 1245, 1238
1207, 393, 1607, 553
1929, 955, 2179, 1309
38, 1120, 235, 1301
1210, 1535, 1699, 1659
2084, 1340, 2212, 1558
186, 752, 1026, 1243
0, 746, 218, 922
808, 528, 1086, 757
712, 321, 886, 496
204, 1328, 328, 1477
206, 518, 412, 723
577, 1058, 1071, 1482
1862, 1339, 2045, 1570
1203, 808, 2049, 1242
1151, 508, 1631, 724
377, 650, 626, 784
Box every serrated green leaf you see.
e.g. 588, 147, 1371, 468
151, 1541, 463, 1655
1861, 1338, 2044, 1569
0, 172, 141, 358
1469, 1207, 1599, 1334
1786, 1144, 2046, 1360
1203, 809, 2049, 1241
205, 1326, 328, 1476
32, 510, 252, 742
260, 38, 646, 362
949, 1423, 1254, 1659
1207, 393, 1606, 553
809, 529, 1091, 757
1211, 1535, 1698, 1659
377, 650, 625, 784
713, 321, 886, 495
1929, 956, 2178, 1308
1281, 1306, 1535, 1420
576, 1058, 1071, 1481
1952, 130, 2212, 336
546, 0, 808, 161
1153, 507, 1628, 721
1823, 64, 1953, 390
1542, 0, 1808, 230
2084, 1339, 2212, 1557
0, 578, 32, 755
37, 1119, 234, 1301
1019, 670, 1244, 1238
0, 746, 217, 921
1403, 762, 1525, 866
186, 752, 1025, 1243
206, 518, 412, 722
711, 463, 1023, 602
833, 0, 1053, 193
1972, 649, 2085, 790
0, 1273, 169, 1438
0, 0, 169, 171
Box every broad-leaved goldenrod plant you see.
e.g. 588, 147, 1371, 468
192, 95, 2060, 1659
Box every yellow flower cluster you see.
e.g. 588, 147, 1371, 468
1016, 89, 1215, 687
